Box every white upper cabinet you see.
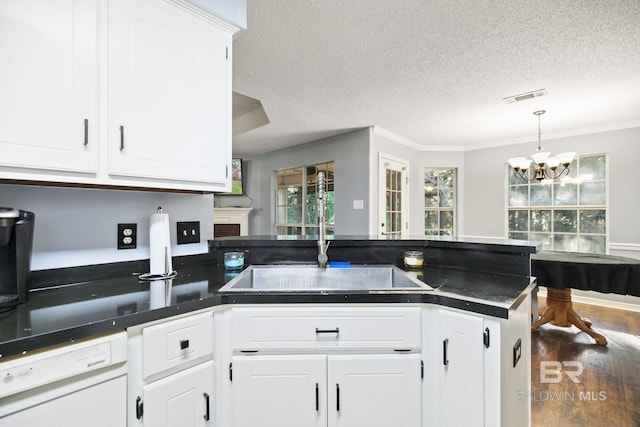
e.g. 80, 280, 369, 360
0, 0, 236, 192
107, 0, 230, 187
0, 0, 98, 174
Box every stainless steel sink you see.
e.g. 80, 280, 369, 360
218, 264, 433, 292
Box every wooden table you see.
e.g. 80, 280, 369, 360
530, 251, 640, 346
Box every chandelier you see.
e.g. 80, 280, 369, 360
508, 110, 576, 181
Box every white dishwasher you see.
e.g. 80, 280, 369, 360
0, 332, 128, 427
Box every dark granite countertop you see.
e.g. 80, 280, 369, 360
0, 261, 535, 360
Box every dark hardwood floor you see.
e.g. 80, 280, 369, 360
531, 298, 640, 427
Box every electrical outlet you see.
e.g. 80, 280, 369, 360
177, 221, 200, 245
118, 223, 137, 250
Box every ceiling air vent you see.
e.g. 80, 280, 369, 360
503, 88, 547, 104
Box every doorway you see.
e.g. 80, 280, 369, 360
378, 153, 409, 237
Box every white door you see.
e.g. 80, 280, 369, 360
143, 361, 214, 427
0, 0, 97, 173
327, 354, 422, 427
439, 310, 485, 427
107, 0, 229, 185
378, 154, 409, 237
231, 354, 327, 427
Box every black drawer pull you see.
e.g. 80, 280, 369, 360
315, 383, 319, 411
443, 338, 449, 366
315, 328, 339, 334
119, 125, 124, 150
180, 339, 190, 350
83, 118, 88, 146
203, 392, 210, 421
136, 396, 143, 419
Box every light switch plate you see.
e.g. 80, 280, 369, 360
177, 221, 200, 245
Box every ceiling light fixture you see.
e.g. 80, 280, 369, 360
508, 110, 576, 182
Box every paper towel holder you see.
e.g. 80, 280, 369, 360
140, 206, 178, 281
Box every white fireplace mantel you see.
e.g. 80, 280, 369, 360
213, 208, 252, 236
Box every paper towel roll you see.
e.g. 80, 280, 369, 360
149, 208, 172, 276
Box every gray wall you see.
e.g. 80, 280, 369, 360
217, 128, 371, 235
462, 126, 640, 256
0, 185, 213, 270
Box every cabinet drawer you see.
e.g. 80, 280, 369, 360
231, 307, 421, 351
143, 312, 214, 378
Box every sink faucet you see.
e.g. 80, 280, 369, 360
317, 171, 330, 268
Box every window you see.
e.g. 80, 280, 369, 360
507, 154, 607, 253
424, 168, 457, 236
275, 162, 334, 236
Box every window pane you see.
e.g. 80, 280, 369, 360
530, 232, 552, 249
304, 226, 318, 237
509, 186, 529, 207
554, 234, 579, 251
530, 210, 551, 232
440, 211, 454, 230
508, 168, 523, 185
553, 182, 577, 205
579, 155, 606, 181
509, 232, 529, 240
580, 209, 606, 234
287, 205, 302, 223
425, 211, 439, 230
554, 210, 577, 233
425, 189, 440, 208
580, 181, 606, 205
530, 183, 551, 206
580, 235, 606, 253
508, 210, 528, 232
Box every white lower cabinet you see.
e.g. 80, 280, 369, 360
327, 354, 422, 427
143, 361, 214, 427
423, 295, 531, 427
231, 353, 422, 427
128, 310, 215, 426
231, 354, 326, 427
224, 306, 423, 427
437, 309, 485, 427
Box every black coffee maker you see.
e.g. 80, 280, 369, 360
0, 207, 35, 311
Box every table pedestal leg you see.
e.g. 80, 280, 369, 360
531, 288, 608, 346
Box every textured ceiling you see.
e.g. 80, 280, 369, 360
232, 0, 640, 155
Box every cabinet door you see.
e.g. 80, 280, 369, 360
0, 0, 97, 173
327, 354, 422, 427
231, 354, 327, 427
143, 361, 214, 427
108, 0, 230, 187
439, 309, 484, 427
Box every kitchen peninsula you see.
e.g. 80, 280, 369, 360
0, 237, 538, 427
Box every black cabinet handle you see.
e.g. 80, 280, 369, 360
135, 396, 144, 419
203, 392, 210, 421
315, 383, 319, 411
180, 339, 189, 350
119, 125, 124, 150
484, 327, 490, 348
336, 383, 340, 411
443, 338, 449, 366
315, 327, 339, 334
83, 119, 88, 146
